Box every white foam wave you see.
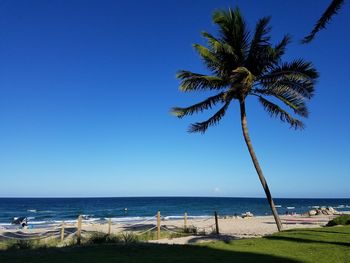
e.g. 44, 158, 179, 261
335, 205, 345, 209
108, 216, 154, 223
28, 221, 48, 225
163, 216, 184, 220
83, 218, 101, 223
53, 219, 77, 224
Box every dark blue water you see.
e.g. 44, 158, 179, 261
0, 197, 349, 225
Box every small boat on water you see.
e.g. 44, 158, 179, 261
287, 207, 295, 210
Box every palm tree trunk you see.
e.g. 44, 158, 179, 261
239, 99, 283, 231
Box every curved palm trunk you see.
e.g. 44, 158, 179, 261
239, 99, 282, 231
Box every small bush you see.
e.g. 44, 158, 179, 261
67, 236, 78, 246
136, 228, 189, 241
86, 233, 122, 245
326, 215, 350, 226
121, 232, 139, 243
184, 226, 197, 234
7, 240, 38, 250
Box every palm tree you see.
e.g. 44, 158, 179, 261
172, 8, 318, 231
302, 0, 345, 43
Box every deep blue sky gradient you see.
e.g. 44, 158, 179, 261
0, 0, 349, 197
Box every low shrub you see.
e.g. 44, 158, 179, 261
184, 226, 197, 234
120, 232, 139, 243
7, 239, 39, 250
86, 233, 123, 244
326, 215, 350, 226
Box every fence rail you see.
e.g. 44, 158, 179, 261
0, 211, 220, 243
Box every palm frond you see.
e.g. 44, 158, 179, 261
259, 76, 316, 100
245, 17, 273, 75
262, 59, 319, 80
302, 0, 345, 43
193, 44, 221, 73
201, 31, 242, 78
171, 92, 225, 118
212, 7, 250, 62
247, 16, 271, 60
271, 35, 291, 63
245, 21, 292, 76
176, 70, 227, 92
258, 96, 304, 129
189, 101, 230, 133
254, 87, 308, 117
201, 31, 238, 59
259, 59, 318, 98
253, 35, 291, 76
174, 7, 318, 134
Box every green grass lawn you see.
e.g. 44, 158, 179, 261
1, 226, 349, 263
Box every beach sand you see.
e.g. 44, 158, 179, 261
0, 214, 338, 245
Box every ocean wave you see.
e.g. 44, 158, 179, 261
335, 205, 345, 209
81, 214, 94, 219
106, 215, 213, 223
188, 215, 211, 218
27, 209, 37, 213
1, 216, 209, 226
108, 216, 155, 223
28, 221, 50, 225
83, 218, 102, 223
163, 216, 185, 220
2, 215, 215, 226
53, 219, 77, 224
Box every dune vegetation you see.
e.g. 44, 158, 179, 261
0, 225, 349, 263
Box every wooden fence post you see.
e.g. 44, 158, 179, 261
60, 221, 65, 242
108, 218, 112, 236
77, 215, 82, 245
157, 211, 161, 240
184, 212, 187, 230
214, 211, 219, 235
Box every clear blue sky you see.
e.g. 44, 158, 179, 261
0, 0, 349, 198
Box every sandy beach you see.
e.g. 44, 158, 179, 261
0, 214, 342, 245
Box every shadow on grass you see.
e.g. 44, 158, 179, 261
187, 234, 238, 244
0, 243, 301, 263
305, 229, 350, 235
265, 235, 350, 247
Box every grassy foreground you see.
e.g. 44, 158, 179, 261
0, 226, 349, 263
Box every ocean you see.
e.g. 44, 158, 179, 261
0, 197, 349, 227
